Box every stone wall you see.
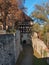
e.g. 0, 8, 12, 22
0, 30, 22, 65
0, 34, 15, 65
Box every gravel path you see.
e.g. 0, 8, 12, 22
20, 45, 33, 65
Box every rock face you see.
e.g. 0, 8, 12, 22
32, 33, 49, 58
0, 31, 22, 65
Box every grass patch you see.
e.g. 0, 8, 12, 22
33, 56, 48, 65
33, 50, 48, 65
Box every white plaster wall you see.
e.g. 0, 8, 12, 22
22, 33, 30, 44
14, 30, 23, 62
22, 33, 28, 41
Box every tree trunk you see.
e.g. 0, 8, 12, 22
3, 21, 6, 30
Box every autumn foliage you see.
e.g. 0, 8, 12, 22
0, 0, 25, 30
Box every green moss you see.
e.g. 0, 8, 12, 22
6, 29, 16, 34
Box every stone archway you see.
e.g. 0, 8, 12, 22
22, 40, 27, 46
23, 40, 26, 44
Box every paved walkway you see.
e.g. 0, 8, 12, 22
20, 45, 33, 65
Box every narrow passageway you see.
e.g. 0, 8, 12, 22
20, 44, 33, 65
